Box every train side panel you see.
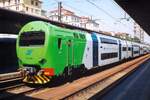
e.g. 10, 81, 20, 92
120, 39, 128, 59
82, 33, 93, 69
97, 34, 119, 66
126, 41, 132, 58
132, 42, 140, 57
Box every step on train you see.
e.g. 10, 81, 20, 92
16, 21, 150, 84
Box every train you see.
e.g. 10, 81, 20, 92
0, 34, 18, 73
16, 21, 150, 84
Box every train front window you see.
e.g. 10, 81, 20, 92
19, 31, 45, 46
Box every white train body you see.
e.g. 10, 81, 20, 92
82, 32, 150, 70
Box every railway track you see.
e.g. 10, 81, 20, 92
0, 72, 46, 100
1, 54, 149, 100
0, 85, 44, 100
26, 54, 149, 100
0, 72, 23, 91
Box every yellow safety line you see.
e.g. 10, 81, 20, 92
42, 75, 49, 82
42, 75, 50, 82
38, 75, 47, 84
34, 75, 43, 84
32, 76, 38, 84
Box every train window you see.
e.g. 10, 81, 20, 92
79, 34, 82, 39
73, 33, 78, 39
101, 52, 118, 60
58, 38, 62, 49
82, 34, 85, 39
80, 34, 84, 39
78, 34, 85, 39
134, 51, 139, 54
81, 34, 85, 39
100, 37, 117, 45
128, 47, 131, 51
19, 31, 45, 46
122, 47, 127, 51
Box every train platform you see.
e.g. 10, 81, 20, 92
92, 58, 150, 100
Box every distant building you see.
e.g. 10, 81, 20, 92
49, 8, 81, 26
134, 22, 144, 42
0, 0, 45, 17
49, 8, 100, 31
102, 31, 113, 36
115, 32, 131, 40
80, 16, 100, 31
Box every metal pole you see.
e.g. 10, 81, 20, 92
58, 2, 62, 22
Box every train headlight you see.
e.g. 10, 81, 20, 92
43, 68, 54, 76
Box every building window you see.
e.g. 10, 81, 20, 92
26, 7, 28, 11
31, 0, 34, 5
8, 0, 10, 5
16, 7, 19, 10
35, 2, 38, 6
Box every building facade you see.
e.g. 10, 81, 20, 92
134, 22, 144, 42
49, 8, 100, 31
80, 16, 100, 32
0, 0, 45, 16
49, 8, 81, 27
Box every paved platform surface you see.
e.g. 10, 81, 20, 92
92, 58, 150, 100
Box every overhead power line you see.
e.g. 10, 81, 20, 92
86, 0, 133, 31
86, 0, 117, 20
53, 0, 59, 3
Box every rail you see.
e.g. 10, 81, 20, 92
0, 72, 23, 91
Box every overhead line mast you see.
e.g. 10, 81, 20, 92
58, 2, 62, 22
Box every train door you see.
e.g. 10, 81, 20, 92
91, 33, 98, 67
67, 39, 74, 66
119, 40, 122, 60
132, 45, 134, 57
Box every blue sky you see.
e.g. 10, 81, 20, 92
42, 0, 150, 43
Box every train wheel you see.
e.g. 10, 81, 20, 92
62, 67, 73, 82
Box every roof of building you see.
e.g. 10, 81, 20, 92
50, 8, 74, 15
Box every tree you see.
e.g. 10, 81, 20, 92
132, 36, 141, 43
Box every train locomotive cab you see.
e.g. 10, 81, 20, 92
17, 21, 51, 84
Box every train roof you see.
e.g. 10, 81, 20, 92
0, 34, 17, 39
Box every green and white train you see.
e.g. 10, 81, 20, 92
16, 21, 150, 84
